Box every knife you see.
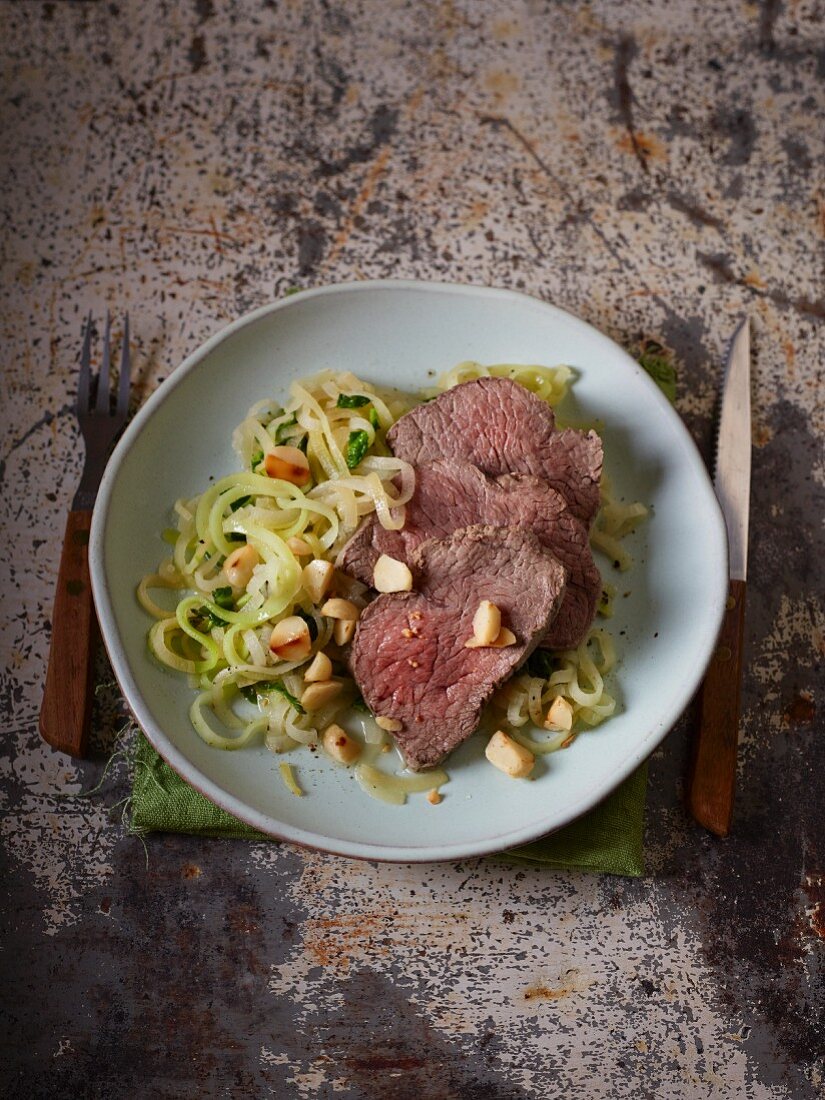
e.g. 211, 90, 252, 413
687, 317, 751, 837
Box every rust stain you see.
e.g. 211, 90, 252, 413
810, 904, 825, 940
462, 198, 490, 229
775, 879, 824, 965
783, 338, 796, 374
302, 909, 468, 970
524, 983, 570, 1001
160, 222, 244, 245
492, 17, 519, 40
16, 261, 35, 288
344, 1053, 428, 1072
523, 966, 591, 1003
483, 69, 520, 106
208, 213, 224, 256
407, 87, 425, 115
802, 876, 825, 940
208, 170, 234, 195
325, 146, 391, 266
699, 252, 825, 320
783, 691, 815, 727
753, 423, 773, 447
743, 269, 767, 289
260, 77, 303, 94
616, 130, 667, 164
437, 0, 466, 34
182, 863, 202, 879
227, 904, 260, 935
88, 204, 106, 229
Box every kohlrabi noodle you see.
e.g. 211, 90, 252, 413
138, 364, 646, 802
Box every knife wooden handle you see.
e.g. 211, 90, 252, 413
687, 578, 747, 837
39, 509, 97, 757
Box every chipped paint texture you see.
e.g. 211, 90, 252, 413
0, 0, 823, 1096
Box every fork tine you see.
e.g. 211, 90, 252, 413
76, 311, 93, 413
95, 311, 112, 412
117, 313, 131, 416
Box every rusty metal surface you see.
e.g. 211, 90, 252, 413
1, 1, 823, 1096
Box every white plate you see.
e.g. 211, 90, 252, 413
90, 281, 727, 861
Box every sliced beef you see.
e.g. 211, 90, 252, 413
339, 459, 601, 650
386, 377, 603, 525
351, 526, 567, 770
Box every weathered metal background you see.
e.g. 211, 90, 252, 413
1, 1, 822, 1096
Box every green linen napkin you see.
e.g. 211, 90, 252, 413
130, 733, 647, 875
129, 347, 675, 876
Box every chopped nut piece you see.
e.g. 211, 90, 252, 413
373, 554, 413, 593
472, 600, 501, 646
333, 618, 356, 645
321, 597, 360, 621
264, 445, 311, 486
300, 679, 343, 710
376, 716, 402, 732
427, 789, 442, 805
322, 723, 361, 765
286, 536, 312, 556
303, 559, 334, 603
223, 544, 260, 589
465, 626, 517, 649
304, 651, 332, 683
544, 696, 574, 732
269, 615, 312, 661
485, 730, 535, 778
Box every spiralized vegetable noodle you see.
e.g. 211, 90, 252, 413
137, 362, 647, 801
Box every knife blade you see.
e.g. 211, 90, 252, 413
714, 317, 751, 580
687, 317, 751, 837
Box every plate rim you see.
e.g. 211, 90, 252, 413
89, 278, 728, 862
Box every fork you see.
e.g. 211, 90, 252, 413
39, 313, 131, 757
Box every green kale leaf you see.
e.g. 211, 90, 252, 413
346, 429, 370, 469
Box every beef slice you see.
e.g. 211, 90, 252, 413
350, 525, 567, 770
386, 376, 603, 525
339, 458, 601, 650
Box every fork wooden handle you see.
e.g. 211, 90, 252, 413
687, 579, 747, 837
39, 509, 97, 757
